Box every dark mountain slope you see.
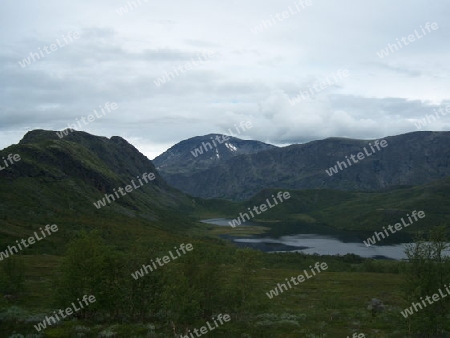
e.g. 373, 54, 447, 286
0, 129, 196, 251
160, 131, 450, 200
153, 133, 276, 175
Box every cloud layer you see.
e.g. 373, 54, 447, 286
1, 0, 449, 158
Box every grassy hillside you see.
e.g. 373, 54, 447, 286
198, 177, 450, 236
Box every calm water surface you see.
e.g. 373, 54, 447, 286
201, 218, 410, 260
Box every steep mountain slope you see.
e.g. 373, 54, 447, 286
153, 133, 276, 175
0, 129, 196, 251
159, 131, 450, 200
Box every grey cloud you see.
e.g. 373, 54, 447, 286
1, 0, 450, 157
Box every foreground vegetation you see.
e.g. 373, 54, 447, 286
2, 224, 450, 337
0, 249, 404, 336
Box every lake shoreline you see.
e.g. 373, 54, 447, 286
202, 218, 409, 260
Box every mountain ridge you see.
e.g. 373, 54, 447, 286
155, 131, 450, 200
153, 133, 276, 175
0, 129, 195, 237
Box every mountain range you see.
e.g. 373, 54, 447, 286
1, 129, 449, 242
155, 131, 450, 200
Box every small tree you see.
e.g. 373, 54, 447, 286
403, 225, 450, 336
226, 248, 262, 318
161, 266, 202, 336
54, 231, 123, 320
124, 245, 163, 322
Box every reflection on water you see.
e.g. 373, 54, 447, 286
202, 218, 409, 260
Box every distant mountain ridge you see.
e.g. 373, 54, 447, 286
153, 133, 276, 175
154, 131, 450, 200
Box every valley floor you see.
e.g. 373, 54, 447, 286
1, 253, 413, 337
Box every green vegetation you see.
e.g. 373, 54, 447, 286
0, 232, 413, 337
193, 178, 450, 235
1, 130, 449, 336
402, 226, 450, 336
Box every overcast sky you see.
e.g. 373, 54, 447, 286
1, 0, 449, 159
